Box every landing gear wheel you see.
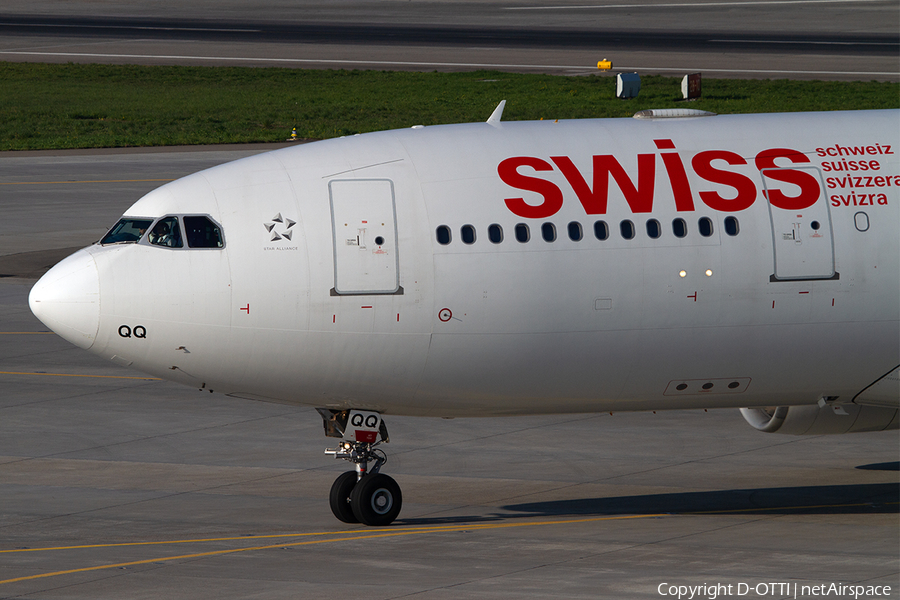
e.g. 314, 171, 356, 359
350, 473, 402, 526
320, 410, 398, 525
329, 471, 359, 523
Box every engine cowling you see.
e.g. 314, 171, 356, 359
740, 404, 899, 435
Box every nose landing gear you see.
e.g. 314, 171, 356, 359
318, 409, 402, 526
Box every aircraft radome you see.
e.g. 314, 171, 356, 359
30, 105, 899, 526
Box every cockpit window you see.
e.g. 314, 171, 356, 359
99, 218, 153, 245
184, 216, 224, 248
148, 216, 183, 248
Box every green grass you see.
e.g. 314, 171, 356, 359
1, 63, 897, 151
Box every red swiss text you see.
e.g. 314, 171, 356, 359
499, 141, 821, 218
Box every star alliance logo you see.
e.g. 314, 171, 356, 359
264, 213, 296, 242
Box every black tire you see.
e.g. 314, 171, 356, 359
329, 471, 359, 523
350, 473, 402, 526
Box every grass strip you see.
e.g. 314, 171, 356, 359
1, 63, 897, 151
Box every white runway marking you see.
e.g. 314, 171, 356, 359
507, 0, 887, 9
1, 50, 896, 78
0, 22, 261, 33
709, 39, 898, 46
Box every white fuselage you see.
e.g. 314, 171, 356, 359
30, 110, 900, 417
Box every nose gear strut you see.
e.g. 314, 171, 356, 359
317, 408, 402, 526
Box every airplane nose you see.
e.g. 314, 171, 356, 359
29, 249, 100, 350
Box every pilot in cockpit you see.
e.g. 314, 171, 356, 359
149, 220, 176, 247
148, 220, 167, 244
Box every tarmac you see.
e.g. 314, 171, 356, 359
0, 145, 897, 598
1, 0, 898, 80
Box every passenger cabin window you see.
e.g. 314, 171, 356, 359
568, 221, 583, 242
184, 216, 224, 248
724, 216, 739, 237
100, 218, 153, 245
541, 222, 557, 242
430, 215, 732, 247
515, 223, 530, 243
488, 224, 503, 244
149, 216, 183, 248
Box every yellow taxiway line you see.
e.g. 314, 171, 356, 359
0, 371, 161, 381
2, 499, 894, 585
0, 179, 174, 186
0, 515, 664, 585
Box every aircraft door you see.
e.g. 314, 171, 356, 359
329, 179, 401, 295
763, 167, 837, 281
